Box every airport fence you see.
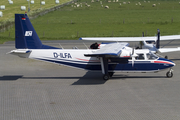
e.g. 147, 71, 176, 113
0, 0, 76, 33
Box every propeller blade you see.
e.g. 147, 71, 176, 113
131, 48, 135, 67
156, 29, 160, 49
132, 57, 134, 67
132, 48, 134, 55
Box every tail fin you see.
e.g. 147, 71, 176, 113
15, 14, 59, 49
156, 29, 160, 49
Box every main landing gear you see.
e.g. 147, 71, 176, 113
108, 72, 114, 77
103, 72, 114, 81
166, 68, 173, 78
103, 74, 109, 81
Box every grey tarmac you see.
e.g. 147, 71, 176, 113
1, 40, 180, 120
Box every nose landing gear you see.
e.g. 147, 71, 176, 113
166, 68, 173, 78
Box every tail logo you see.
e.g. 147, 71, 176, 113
25, 31, 33, 36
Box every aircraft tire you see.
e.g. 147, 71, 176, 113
103, 75, 109, 81
166, 71, 173, 78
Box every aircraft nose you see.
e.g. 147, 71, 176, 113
157, 58, 175, 67
167, 59, 175, 66
171, 61, 176, 66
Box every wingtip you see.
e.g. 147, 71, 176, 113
79, 37, 82, 40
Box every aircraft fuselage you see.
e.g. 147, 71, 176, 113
14, 49, 175, 73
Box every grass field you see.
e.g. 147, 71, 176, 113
1, 0, 180, 43
0, 0, 71, 22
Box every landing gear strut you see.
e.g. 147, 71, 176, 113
100, 57, 111, 81
166, 68, 173, 78
108, 72, 114, 77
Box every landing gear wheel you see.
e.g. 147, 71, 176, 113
108, 72, 114, 77
166, 71, 173, 78
103, 75, 109, 81
165, 56, 168, 59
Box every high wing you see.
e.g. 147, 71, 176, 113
158, 47, 180, 53
84, 42, 129, 57
160, 35, 180, 41
80, 37, 156, 41
80, 35, 180, 42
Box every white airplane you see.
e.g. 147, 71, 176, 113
8, 14, 176, 80
80, 29, 180, 54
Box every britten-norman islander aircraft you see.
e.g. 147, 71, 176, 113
8, 14, 176, 80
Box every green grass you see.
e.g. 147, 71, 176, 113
0, 0, 71, 22
1, 0, 180, 43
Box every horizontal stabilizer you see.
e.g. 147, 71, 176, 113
7, 49, 32, 54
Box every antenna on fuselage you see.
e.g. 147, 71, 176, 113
59, 43, 64, 49
83, 42, 89, 49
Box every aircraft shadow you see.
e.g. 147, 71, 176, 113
72, 72, 166, 85
23, 77, 81, 79
0, 75, 23, 81
0, 73, 166, 84
0, 72, 106, 85
72, 72, 106, 85
0, 75, 81, 81
111, 75, 166, 79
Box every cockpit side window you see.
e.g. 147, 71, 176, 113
135, 54, 144, 60
147, 53, 158, 60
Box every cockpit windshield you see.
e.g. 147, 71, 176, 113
146, 52, 158, 60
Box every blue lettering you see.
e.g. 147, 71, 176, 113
60, 53, 63, 58
64, 53, 67, 58
53, 52, 72, 59
53, 52, 58, 58
68, 53, 72, 58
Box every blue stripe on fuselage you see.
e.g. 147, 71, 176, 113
35, 58, 174, 71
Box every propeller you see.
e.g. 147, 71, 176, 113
156, 29, 160, 49
131, 48, 138, 67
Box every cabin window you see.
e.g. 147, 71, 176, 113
146, 40, 156, 44
135, 54, 144, 60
